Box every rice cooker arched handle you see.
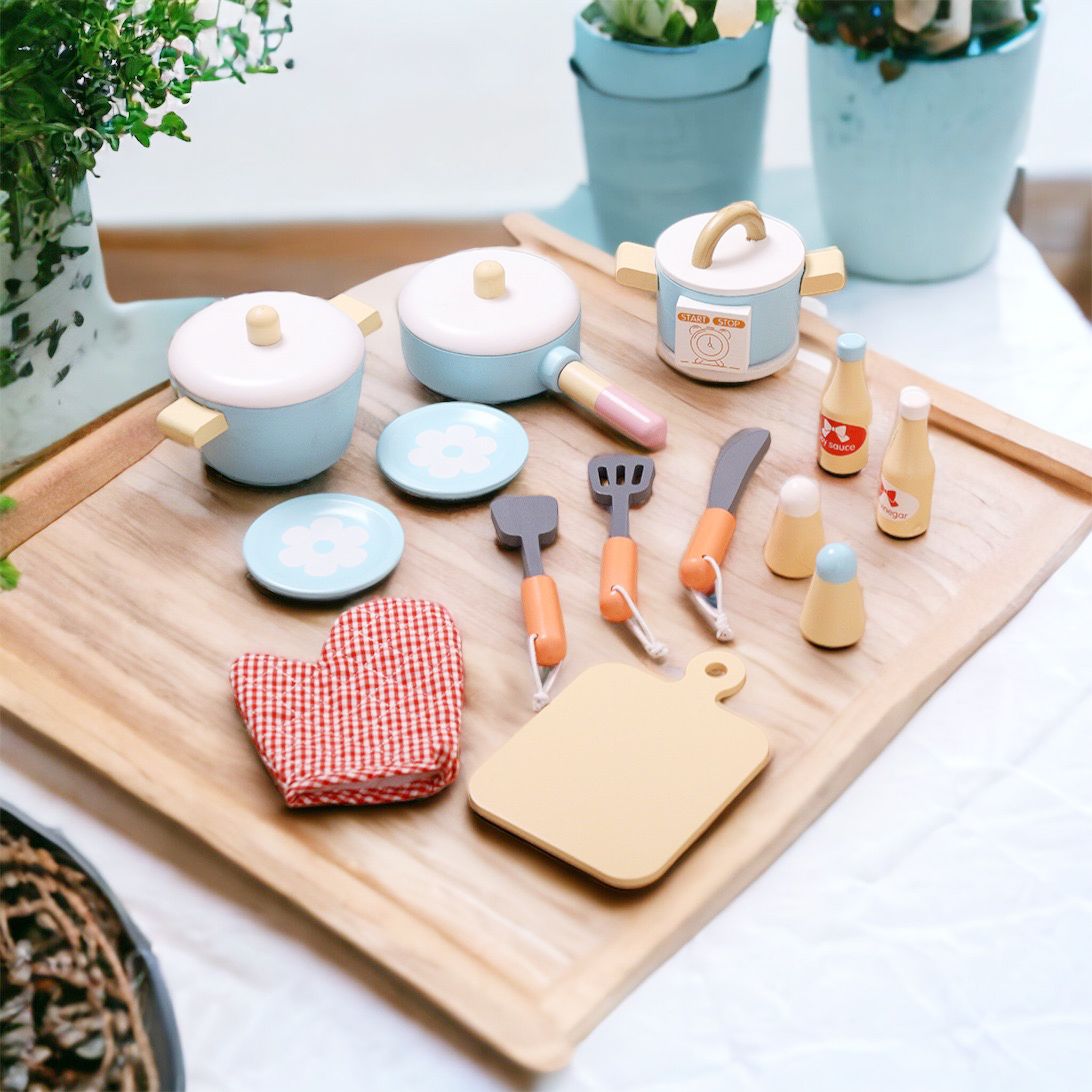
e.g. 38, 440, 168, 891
690, 201, 768, 270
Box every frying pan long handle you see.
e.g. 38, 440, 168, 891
521, 574, 566, 667
541, 348, 667, 451
680, 508, 736, 595
599, 536, 637, 623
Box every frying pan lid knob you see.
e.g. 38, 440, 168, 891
473, 260, 506, 300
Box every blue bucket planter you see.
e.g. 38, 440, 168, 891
807, 17, 1043, 282
571, 15, 773, 253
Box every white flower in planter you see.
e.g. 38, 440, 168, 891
278, 517, 369, 577
599, 0, 759, 40
895, 0, 975, 54
408, 425, 497, 480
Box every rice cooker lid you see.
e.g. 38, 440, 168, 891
397, 248, 581, 356
168, 291, 365, 409
655, 211, 806, 296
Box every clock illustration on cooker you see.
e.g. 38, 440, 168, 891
688, 324, 731, 367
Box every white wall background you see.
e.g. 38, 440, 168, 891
89, 0, 1091, 226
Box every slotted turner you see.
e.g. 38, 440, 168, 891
587, 455, 666, 660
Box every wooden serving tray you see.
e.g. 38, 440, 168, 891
3, 217, 1090, 1071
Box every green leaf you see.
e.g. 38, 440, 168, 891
688, 0, 718, 22
690, 17, 720, 44
0, 556, 20, 591
662, 11, 688, 44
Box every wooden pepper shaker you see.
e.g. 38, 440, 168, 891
764, 476, 825, 579
800, 543, 865, 649
818, 332, 872, 476
877, 385, 935, 538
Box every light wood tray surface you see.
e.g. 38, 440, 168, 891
2, 216, 1090, 1071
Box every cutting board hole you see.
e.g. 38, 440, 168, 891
705, 662, 728, 677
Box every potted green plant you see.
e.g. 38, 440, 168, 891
0, 0, 293, 479
798, 0, 1042, 281
572, 1, 779, 252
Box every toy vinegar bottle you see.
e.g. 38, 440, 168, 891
877, 385, 935, 539
800, 543, 865, 649
764, 476, 825, 579
818, 332, 872, 476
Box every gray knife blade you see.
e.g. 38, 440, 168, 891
707, 428, 771, 512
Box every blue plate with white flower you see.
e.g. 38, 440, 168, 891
243, 494, 405, 601
376, 402, 529, 502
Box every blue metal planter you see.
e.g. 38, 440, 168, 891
572, 15, 773, 253
807, 17, 1043, 282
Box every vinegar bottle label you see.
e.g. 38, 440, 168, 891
877, 476, 920, 522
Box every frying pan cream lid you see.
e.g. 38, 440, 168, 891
168, 291, 364, 409
398, 248, 580, 356
656, 211, 806, 296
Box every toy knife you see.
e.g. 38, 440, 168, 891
680, 428, 771, 640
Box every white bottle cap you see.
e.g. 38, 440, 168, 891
779, 475, 821, 518
899, 385, 931, 420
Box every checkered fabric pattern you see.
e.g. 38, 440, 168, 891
230, 598, 464, 807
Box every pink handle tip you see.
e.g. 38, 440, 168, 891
594, 386, 668, 450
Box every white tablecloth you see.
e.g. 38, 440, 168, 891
3, 220, 1091, 1091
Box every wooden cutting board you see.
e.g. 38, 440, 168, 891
3, 215, 1091, 1072
469, 649, 771, 888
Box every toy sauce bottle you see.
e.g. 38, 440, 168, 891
877, 385, 935, 538
818, 332, 871, 476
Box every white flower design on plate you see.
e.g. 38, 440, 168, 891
407, 424, 497, 480
278, 517, 369, 577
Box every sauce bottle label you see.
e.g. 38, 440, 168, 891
674, 296, 751, 376
818, 414, 867, 456
877, 476, 920, 521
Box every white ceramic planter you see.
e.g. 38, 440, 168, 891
1, 181, 209, 479
808, 18, 1043, 282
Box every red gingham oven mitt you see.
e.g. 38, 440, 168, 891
230, 598, 464, 807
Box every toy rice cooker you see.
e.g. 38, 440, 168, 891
397, 248, 667, 450
615, 201, 845, 383
157, 291, 381, 486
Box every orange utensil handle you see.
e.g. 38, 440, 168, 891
521, 574, 567, 667
599, 536, 638, 623
679, 508, 736, 594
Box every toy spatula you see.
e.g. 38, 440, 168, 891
588, 454, 666, 660
491, 495, 566, 710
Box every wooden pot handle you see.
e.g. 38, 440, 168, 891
690, 201, 766, 270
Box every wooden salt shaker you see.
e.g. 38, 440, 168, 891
764, 476, 825, 579
800, 543, 865, 649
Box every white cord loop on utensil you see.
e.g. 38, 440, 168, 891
527, 634, 562, 712
611, 584, 668, 661
688, 556, 733, 642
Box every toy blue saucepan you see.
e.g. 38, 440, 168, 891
614, 201, 846, 383
156, 290, 381, 486
397, 247, 667, 450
